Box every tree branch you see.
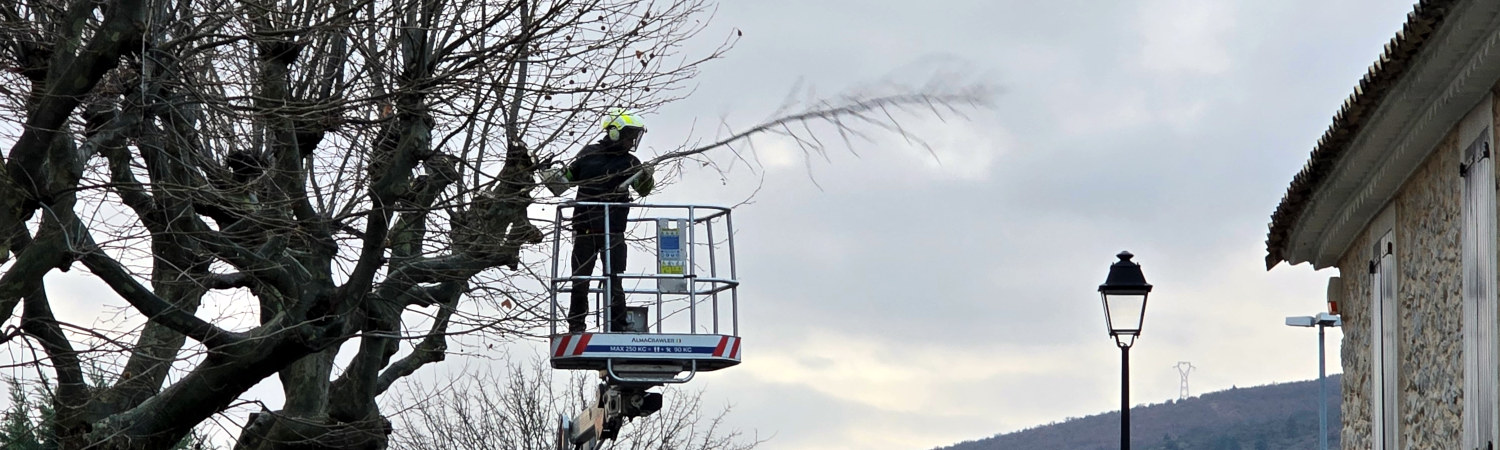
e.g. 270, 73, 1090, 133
375, 280, 464, 395
0, 231, 69, 336
205, 272, 255, 290
5, 0, 146, 205
645, 90, 991, 167
76, 243, 242, 349
18, 284, 88, 441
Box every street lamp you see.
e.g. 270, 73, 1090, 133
1099, 251, 1152, 450
1285, 312, 1341, 450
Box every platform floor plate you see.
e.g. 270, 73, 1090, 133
550, 333, 741, 371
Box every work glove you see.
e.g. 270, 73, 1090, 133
631, 165, 655, 197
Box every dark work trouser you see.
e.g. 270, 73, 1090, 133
568, 217, 628, 332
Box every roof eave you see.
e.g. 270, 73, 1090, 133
1267, 0, 1500, 270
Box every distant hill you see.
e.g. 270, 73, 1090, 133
935, 375, 1343, 450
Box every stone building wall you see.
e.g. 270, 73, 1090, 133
1334, 106, 1486, 449
1392, 127, 1464, 449
1336, 239, 1375, 449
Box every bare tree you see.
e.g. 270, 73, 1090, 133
0, 0, 989, 447
387, 358, 763, 450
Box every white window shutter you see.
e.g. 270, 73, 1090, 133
1462, 128, 1499, 450
1372, 231, 1398, 450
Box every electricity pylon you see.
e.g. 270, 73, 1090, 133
1173, 361, 1196, 400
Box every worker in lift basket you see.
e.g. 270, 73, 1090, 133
547, 108, 655, 334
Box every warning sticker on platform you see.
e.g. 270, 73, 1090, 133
658, 221, 688, 293
659, 230, 683, 274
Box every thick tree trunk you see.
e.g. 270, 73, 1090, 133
84, 315, 342, 449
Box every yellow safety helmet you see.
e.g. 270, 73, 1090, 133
602, 108, 647, 142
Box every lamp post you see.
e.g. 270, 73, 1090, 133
1099, 251, 1152, 450
1285, 312, 1342, 450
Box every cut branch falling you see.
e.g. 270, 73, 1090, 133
648, 88, 993, 168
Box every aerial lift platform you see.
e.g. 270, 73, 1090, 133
547, 202, 742, 450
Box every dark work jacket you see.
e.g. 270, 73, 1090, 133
567, 139, 641, 233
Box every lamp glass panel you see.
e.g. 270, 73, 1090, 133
1105, 293, 1147, 333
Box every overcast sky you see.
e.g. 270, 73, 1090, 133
3, 0, 1429, 449
633, 0, 1416, 448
